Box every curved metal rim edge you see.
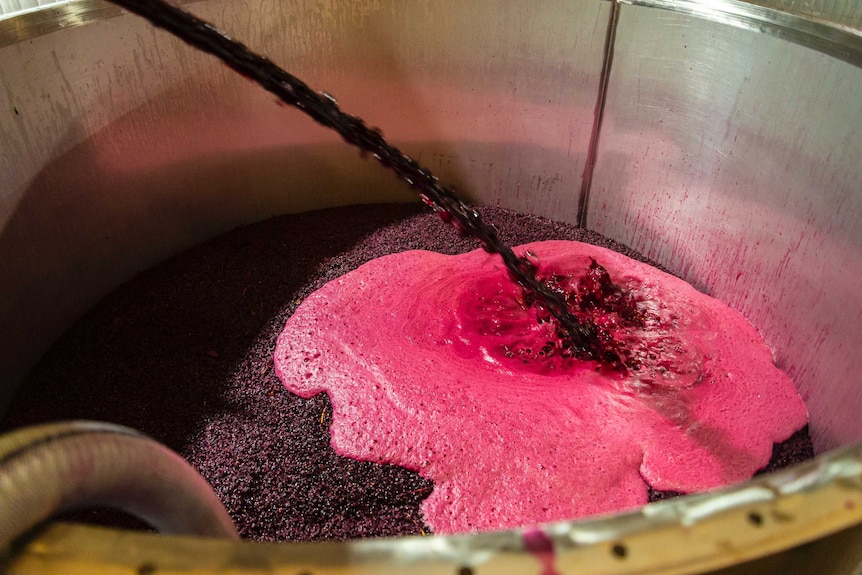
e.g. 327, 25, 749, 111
619, 0, 862, 68
1, 0, 861, 65
0, 0, 201, 48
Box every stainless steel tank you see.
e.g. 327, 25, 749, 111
1, 0, 861, 573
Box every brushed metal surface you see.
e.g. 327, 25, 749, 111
0, 0, 608, 408
587, 5, 862, 454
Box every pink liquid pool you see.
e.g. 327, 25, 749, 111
275, 239, 807, 533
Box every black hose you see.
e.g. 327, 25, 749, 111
105, 0, 601, 358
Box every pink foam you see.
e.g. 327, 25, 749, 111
274, 240, 808, 533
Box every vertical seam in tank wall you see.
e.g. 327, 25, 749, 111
578, 0, 621, 228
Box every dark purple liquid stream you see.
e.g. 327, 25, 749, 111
105, 0, 604, 358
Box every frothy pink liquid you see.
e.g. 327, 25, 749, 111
274, 240, 807, 533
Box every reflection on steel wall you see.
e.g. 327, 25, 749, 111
587, 4, 862, 453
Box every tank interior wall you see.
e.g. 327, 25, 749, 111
587, 4, 862, 453
1, 0, 860, 457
